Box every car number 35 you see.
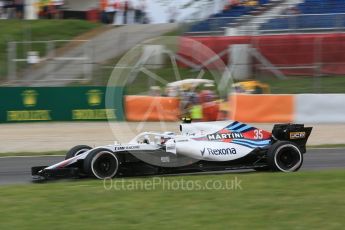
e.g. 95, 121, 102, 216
254, 129, 263, 139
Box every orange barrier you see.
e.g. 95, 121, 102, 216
229, 94, 294, 123
125, 96, 180, 121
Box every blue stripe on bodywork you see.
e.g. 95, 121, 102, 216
232, 140, 270, 148
227, 122, 256, 133
236, 125, 253, 132
232, 141, 257, 149
227, 122, 242, 130
234, 139, 271, 145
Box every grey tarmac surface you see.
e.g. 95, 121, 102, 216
0, 148, 344, 185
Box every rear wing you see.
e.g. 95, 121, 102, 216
272, 124, 312, 153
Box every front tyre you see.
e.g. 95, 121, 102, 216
83, 148, 120, 179
267, 141, 303, 172
65, 145, 92, 160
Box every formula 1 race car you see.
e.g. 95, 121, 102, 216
32, 120, 312, 180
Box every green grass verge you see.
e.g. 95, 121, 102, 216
260, 75, 345, 94
124, 67, 218, 95
0, 170, 344, 229
0, 19, 101, 80
123, 73, 345, 95
97, 62, 223, 95
97, 61, 345, 94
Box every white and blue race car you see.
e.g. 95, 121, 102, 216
32, 120, 312, 180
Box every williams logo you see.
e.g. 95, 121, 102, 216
22, 90, 38, 107
87, 89, 103, 106
207, 132, 244, 140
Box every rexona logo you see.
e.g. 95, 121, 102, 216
290, 132, 306, 139
207, 132, 243, 140
201, 148, 237, 156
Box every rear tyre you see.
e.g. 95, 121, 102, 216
83, 148, 120, 179
267, 141, 303, 172
65, 145, 92, 160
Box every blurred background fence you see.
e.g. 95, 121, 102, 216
2, 0, 345, 123
5, 31, 345, 94
7, 40, 93, 83
184, 13, 345, 35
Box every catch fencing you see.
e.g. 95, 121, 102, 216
178, 33, 345, 94
7, 40, 93, 84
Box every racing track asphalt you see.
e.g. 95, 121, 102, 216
0, 148, 344, 185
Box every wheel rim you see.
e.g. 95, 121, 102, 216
91, 151, 118, 179
274, 144, 302, 172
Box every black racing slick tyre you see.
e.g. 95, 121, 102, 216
267, 141, 303, 172
83, 148, 120, 179
65, 145, 92, 160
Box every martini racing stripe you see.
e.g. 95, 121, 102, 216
233, 139, 271, 145
232, 139, 270, 148
226, 122, 255, 133
237, 125, 255, 132
227, 122, 241, 130
231, 141, 257, 149
231, 123, 246, 131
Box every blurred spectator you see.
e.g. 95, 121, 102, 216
199, 89, 219, 121
100, 0, 108, 23
113, 0, 121, 23
123, 0, 128, 24
229, 0, 240, 7
134, 0, 141, 23
190, 104, 203, 121
40, 2, 53, 19
179, 89, 189, 116
168, 5, 178, 23
135, 0, 146, 23
52, 0, 64, 19
199, 89, 216, 104
14, 0, 23, 19
37, 0, 63, 19
106, 0, 116, 24
284, 6, 300, 15
224, 0, 239, 11
0, 1, 4, 19
202, 101, 219, 121
245, 0, 257, 7
4, 0, 15, 19
189, 92, 202, 121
